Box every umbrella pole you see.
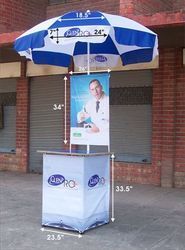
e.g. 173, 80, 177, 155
87, 144, 90, 154
87, 42, 90, 153
87, 42, 90, 75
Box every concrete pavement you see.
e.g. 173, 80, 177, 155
0, 171, 185, 250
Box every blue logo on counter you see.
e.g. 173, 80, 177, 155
48, 174, 65, 186
88, 175, 100, 187
88, 174, 106, 188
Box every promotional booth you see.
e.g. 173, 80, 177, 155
40, 150, 110, 233
14, 9, 158, 234
39, 73, 111, 233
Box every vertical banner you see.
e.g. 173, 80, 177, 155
70, 73, 110, 146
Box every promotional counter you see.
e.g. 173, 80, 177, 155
39, 150, 110, 233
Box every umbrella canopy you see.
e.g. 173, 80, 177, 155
14, 10, 158, 69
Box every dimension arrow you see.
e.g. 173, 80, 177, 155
69, 68, 111, 75
111, 153, 115, 222
50, 33, 107, 42
40, 227, 82, 238
58, 15, 105, 22
64, 76, 67, 144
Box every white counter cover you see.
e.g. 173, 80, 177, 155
42, 152, 110, 233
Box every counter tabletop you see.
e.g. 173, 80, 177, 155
37, 150, 112, 157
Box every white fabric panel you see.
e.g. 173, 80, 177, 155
42, 153, 110, 233
103, 12, 156, 34
74, 54, 119, 68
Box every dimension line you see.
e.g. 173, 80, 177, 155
111, 153, 115, 222
58, 16, 105, 22
64, 76, 67, 144
69, 69, 111, 75
50, 33, 107, 39
40, 227, 82, 238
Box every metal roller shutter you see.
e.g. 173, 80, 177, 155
29, 75, 65, 173
110, 70, 152, 163
0, 79, 16, 153
0, 78, 16, 92
78, 70, 152, 163
0, 106, 16, 152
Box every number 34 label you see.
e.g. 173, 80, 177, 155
53, 104, 64, 110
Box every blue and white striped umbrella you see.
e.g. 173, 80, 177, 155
14, 10, 158, 69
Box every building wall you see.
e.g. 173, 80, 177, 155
174, 49, 185, 188
157, 48, 185, 188
0, 0, 185, 188
47, 0, 120, 18
113, 48, 185, 188
2, 49, 184, 187
0, 76, 29, 172
120, 0, 185, 15
0, 0, 48, 33
15, 77, 29, 172
131, 0, 175, 15
119, 0, 185, 26
173, 0, 185, 10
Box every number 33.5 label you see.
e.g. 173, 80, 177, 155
115, 185, 133, 192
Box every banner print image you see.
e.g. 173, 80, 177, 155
70, 73, 110, 146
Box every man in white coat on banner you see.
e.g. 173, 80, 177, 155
77, 79, 109, 134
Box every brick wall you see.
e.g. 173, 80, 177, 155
133, 0, 173, 15
154, 48, 185, 188
157, 48, 177, 187
174, 49, 185, 188
119, 0, 134, 15
114, 162, 160, 185
0, 153, 17, 171
120, 0, 185, 16
0, 0, 48, 33
0, 76, 29, 172
115, 48, 185, 187
119, 0, 185, 27
47, 0, 120, 18
15, 77, 29, 172
173, 0, 185, 11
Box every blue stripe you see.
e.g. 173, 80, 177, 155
32, 51, 71, 67
73, 36, 119, 55
114, 27, 156, 47
121, 48, 154, 65
14, 30, 47, 51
